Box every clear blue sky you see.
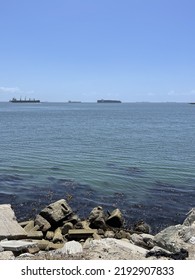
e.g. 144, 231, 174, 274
0, 0, 194, 102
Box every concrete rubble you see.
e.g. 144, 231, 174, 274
0, 200, 195, 260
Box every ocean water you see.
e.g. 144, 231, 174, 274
0, 102, 195, 233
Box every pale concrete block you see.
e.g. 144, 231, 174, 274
0, 240, 37, 252
0, 204, 27, 240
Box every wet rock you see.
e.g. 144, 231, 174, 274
106, 208, 124, 228
115, 230, 130, 239
133, 220, 151, 233
88, 206, 107, 229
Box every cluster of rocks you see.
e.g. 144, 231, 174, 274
0, 199, 195, 260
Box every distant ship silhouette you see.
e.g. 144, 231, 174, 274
9, 97, 40, 103
97, 99, 121, 103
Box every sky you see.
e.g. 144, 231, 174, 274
0, 0, 194, 102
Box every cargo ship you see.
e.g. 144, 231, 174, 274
9, 98, 40, 103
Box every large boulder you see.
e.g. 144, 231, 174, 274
106, 208, 124, 228
154, 225, 187, 252
37, 199, 73, 225
88, 206, 107, 229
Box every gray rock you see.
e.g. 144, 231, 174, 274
178, 224, 195, 243
130, 233, 148, 248
154, 225, 188, 252
39, 199, 73, 225
0, 251, 15, 260
90, 238, 149, 256
88, 206, 107, 229
134, 220, 151, 233
115, 230, 131, 239
140, 233, 155, 248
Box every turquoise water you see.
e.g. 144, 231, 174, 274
0, 102, 195, 232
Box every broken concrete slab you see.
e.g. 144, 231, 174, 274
0, 240, 37, 252
68, 229, 97, 240
0, 204, 27, 240
23, 220, 35, 232
26, 231, 44, 239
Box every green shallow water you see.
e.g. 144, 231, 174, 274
0, 102, 195, 232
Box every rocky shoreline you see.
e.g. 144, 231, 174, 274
0, 199, 195, 260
